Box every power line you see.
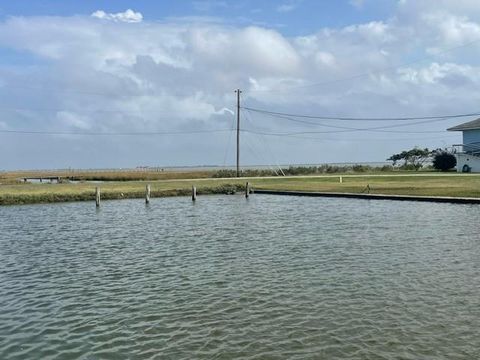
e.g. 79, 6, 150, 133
0, 105, 190, 115
2, 84, 157, 98
0, 128, 233, 136
241, 127, 447, 136
243, 108, 465, 134
222, 117, 237, 166
243, 109, 286, 175
243, 106, 480, 121
240, 129, 457, 141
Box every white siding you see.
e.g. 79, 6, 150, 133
456, 153, 480, 172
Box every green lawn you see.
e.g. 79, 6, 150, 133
253, 175, 480, 197
1, 173, 480, 205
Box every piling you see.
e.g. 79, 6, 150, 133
95, 187, 101, 207
192, 186, 197, 201
145, 184, 151, 204
245, 182, 250, 198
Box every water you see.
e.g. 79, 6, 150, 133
1, 195, 479, 359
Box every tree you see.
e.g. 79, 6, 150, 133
432, 151, 456, 171
387, 147, 432, 171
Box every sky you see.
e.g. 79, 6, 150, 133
0, 0, 479, 170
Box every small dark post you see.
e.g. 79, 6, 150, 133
192, 186, 197, 201
95, 187, 101, 207
145, 184, 151, 204
245, 182, 250, 198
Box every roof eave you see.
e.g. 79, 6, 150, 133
447, 127, 480, 131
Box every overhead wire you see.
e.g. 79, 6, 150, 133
1, 84, 160, 98
0, 128, 233, 136
240, 128, 457, 141
242, 108, 457, 134
242, 106, 480, 122
243, 109, 286, 175
0, 105, 203, 115
222, 116, 237, 167
242, 129, 280, 175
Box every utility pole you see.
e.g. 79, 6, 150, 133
235, 89, 242, 177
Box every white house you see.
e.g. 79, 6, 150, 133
447, 118, 480, 172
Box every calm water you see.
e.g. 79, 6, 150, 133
1, 195, 479, 359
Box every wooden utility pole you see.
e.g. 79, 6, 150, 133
235, 89, 242, 177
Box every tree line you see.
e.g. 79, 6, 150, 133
387, 147, 456, 171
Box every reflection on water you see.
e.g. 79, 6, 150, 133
1, 195, 479, 359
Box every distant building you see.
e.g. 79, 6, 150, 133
447, 118, 480, 172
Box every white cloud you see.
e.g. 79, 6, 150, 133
276, 1, 302, 13
349, 0, 365, 9
398, 62, 478, 85
314, 51, 336, 67
423, 12, 480, 45
2, 2, 480, 169
192, 1, 227, 12
91, 9, 143, 23
56, 111, 92, 130
216, 107, 235, 116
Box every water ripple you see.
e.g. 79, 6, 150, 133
1, 196, 480, 359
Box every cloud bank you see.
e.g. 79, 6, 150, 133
0, 1, 479, 169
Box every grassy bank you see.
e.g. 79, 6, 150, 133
1, 173, 480, 205
253, 174, 480, 198
0, 180, 246, 205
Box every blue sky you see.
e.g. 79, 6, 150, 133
0, 0, 396, 66
1, 0, 479, 170
0, 0, 397, 35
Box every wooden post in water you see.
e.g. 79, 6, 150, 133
192, 186, 197, 201
145, 184, 151, 204
245, 182, 250, 198
95, 187, 101, 207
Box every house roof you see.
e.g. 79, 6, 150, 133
447, 118, 480, 131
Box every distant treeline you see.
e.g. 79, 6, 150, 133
212, 164, 407, 178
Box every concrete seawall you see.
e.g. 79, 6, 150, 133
254, 190, 480, 204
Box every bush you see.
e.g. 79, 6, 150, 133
399, 164, 419, 171
432, 152, 457, 171
352, 164, 372, 172
380, 165, 393, 172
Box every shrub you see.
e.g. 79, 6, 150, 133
352, 164, 372, 172
432, 152, 457, 172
